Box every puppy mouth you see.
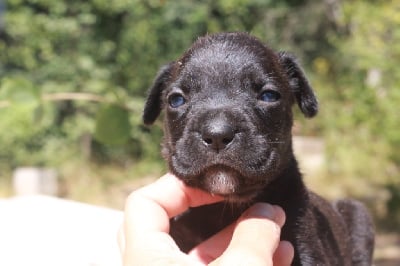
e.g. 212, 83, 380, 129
200, 165, 259, 202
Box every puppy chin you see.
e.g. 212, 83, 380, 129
200, 166, 260, 203
202, 166, 240, 196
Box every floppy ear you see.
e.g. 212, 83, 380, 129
143, 62, 175, 125
278, 52, 318, 118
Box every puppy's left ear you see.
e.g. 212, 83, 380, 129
278, 52, 318, 118
143, 62, 175, 125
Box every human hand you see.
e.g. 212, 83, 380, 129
118, 173, 294, 266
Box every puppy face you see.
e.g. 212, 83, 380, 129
144, 33, 318, 202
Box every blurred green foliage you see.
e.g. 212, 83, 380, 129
0, 0, 399, 225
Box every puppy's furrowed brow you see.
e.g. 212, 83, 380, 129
171, 71, 202, 93
243, 71, 277, 92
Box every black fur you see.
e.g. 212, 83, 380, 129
143, 32, 374, 265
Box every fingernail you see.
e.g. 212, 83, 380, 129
245, 203, 276, 220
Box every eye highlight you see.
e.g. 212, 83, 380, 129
168, 93, 186, 108
259, 90, 281, 102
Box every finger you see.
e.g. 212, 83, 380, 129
189, 222, 235, 263
123, 173, 222, 265
124, 173, 222, 236
211, 203, 285, 266
273, 241, 295, 266
191, 203, 287, 264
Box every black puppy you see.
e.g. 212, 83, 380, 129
143, 32, 374, 265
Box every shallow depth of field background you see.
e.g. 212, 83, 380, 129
0, 0, 399, 263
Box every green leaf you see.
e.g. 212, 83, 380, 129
0, 77, 39, 104
94, 105, 131, 146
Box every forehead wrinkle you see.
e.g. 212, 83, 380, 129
188, 45, 258, 75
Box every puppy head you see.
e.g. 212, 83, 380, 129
143, 32, 318, 202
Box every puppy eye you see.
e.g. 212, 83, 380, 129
168, 93, 186, 108
259, 90, 281, 102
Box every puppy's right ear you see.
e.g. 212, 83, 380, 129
143, 62, 175, 125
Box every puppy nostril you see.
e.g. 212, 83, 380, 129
204, 138, 213, 145
222, 137, 233, 145
202, 123, 236, 151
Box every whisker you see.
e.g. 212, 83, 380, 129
220, 200, 228, 220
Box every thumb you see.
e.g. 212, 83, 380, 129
211, 203, 285, 266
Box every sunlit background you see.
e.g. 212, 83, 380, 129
0, 0, 399, 265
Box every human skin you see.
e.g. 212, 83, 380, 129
119, 173, 294, 266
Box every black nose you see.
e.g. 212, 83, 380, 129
202, 121, 236, 151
